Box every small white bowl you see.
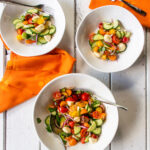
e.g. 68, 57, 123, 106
0, 0, 65, 56
76, 5, 144, 73
33, 73, 119, 150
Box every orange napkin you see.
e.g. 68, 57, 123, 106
89, 0, 150, 28
0, 40, 75, 113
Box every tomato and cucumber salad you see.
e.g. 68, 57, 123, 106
13, 8, 56, 45
44, 88, 106, 146
89, 20, 131, 61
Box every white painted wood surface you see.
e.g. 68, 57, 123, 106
0, 0, 149, 150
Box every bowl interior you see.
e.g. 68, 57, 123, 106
76, 5, 144, 72
0, 0, 65, 56
34, 73, 118, 150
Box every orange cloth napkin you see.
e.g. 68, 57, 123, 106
89, 0, 150, 28
0, 41, 75, 113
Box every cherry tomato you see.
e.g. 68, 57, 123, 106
34, 23, 38, 27
17, 29, 24, 35
80, 129, 88, 137
53, 91, 61, 99
81, 116, 90, 124
69, 121, 75, 128
58, 106, 68, 113
98, 22, 103, 29
66, 97, 75, 101
92, 111, 101, 119
112, 35, 120, 44
81, 137, 86, 144
89, 33, 95, 42
104, 50, 110, 56
91, 134, 98, 139
71, 128, 74, 134
77, 93, 82, 100
81, 93, 90, 101
25, 14, 32, 20
122, 37, 129, 43
28, 18, 33, 24
69, 138, 77, 146
72, 94, 78, 101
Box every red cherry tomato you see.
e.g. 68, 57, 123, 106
66, 97, 75, 101
25, 14, 32, 20
122, 37, 129, 43
81, 137, 86, 144
80, 129, 88, 137
89, 33, 95, 42
58, 106, 68, 113
98, 22, 103, 29
81, 93, 90, 101
77, 93, 82, 100
71, 128, 74, 134
81, 116, 90, 124
72, 94, 78, 101
91, 134, 98, 139
17, 29, 24, 35
112, 35, 120, 44
69, 121, 75, 128
28, 18, 33, 24
53, 91, 61, 99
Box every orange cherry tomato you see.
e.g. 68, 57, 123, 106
28, 18, 33, 24
92, 111, 101, 119
80, 129, 88, 138
25, 40, 36, 44
89, 33, 95, 42
53, 91, 61, 99
17, 29, 24, 35
112, 35, 120, 44
108, 55, 117, 61
100, 113, 106, 120
69, 138, 77, 146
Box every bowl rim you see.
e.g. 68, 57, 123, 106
0, 2, 66, 57
33, 73, 119, 150
75, 5, 145, 73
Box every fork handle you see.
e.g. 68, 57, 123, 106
0, 0, 34, 8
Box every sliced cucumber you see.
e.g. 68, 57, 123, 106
27, 8, 39, 14
20, 15, 25, 21
15, 22, 24, 29
49, 25, 56, 35
91, 42, 97, 48
92, 127, 101, 135
13, 19, 21, 25
93, 34, 104, 41
116, 31, 122, 38
117, 43, 126, 52
26, 29, 33, 35
103, 23, 113, 30
125, 31, 131, 38
103, 42, 111, 48
40, 29, 50, 36
76, 133, 81, 138
51, 111, 56, 116
113, 20, 119, 29
85, 136, 90, 143
23, 24, 35, 29
88, 121, 96, 132
43, 13, 50, 20
91, 100, 101, 108
116, 25, 121, 30
31, 28, 40, 34
74, 126, 81, 134
22, 32, 28, 39
45, 115, 52, 132
95, 119, 103, 126
60, 116, 66, 128
38, 36, 47, 44
120, 30, 125, 38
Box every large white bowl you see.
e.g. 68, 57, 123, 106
33, 73, 119, 150
76, 5, 144, 73
0, 0, 65, 56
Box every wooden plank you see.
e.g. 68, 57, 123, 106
111, 30, 146, 150
76, 1, 110, 150
41, 0, 75, 149
146, 28, 150, 150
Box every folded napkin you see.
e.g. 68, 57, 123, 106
0, 38, 75, 113
89, 0, 150, 28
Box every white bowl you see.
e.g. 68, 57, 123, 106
0, 0, 65, 56
33, 73, 119, 150
76, 5, 144, 73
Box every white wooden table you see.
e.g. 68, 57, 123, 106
0, 0, 150, 150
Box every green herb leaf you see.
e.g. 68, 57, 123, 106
36, 118, 41, 124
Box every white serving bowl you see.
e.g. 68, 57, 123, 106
33, 73, 119, 150
76, 5, 144, 73
0, 0, 65, 56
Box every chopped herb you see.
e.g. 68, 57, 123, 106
36, 118, 41, 124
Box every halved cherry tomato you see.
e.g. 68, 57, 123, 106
108, 55, 117, 61
112, 35, 120, 44
66, 97, 75, 102
81, 116, 90, 124
58, 106, 68, 113
122, 37, 129, 43
80, 129, 88, 137
91, 134, 98, 139
100, 113, 106, 120
53, 91, 61, 99
28, 18, 33, 24
98, 22, 103, 29
72, 94, 78, 101
89, 33, 95, 42
81, 93, 90, 101
71, 128, 74, 134
34, 23, 38, 27
69, 138, 77, 146
25, 14, 32, 20
81, 137, 86, 144
92, 111, 101, 119
69, 121, 75, 128
25, 40, 36, 44
104, 51, 110, 56
17, 29, 24, 35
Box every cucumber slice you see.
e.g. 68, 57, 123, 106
92, 127, 101, 135
88, 121, 96, 132
27, 8, 39, 14
40, 29, 50, 36
103, 42, 111, 48
51, 111, 56, 116
103, 23, 113, 30
125, 31, 131, 38
60, 116, 66, 128
13, 19, 21, 25
22, 32, 28, 39
38, 37, 47, 44
20, 15, 25, 21
116, 25, 121, 30
117, 43, 126, 52
95, 119, 103, 126
31, 28, 40, 34
72, 135, 80, 141
43, 13, 50, 20
45, 115, 52, 132
15, 22, 24, 29
93, 34, 104, 41
91, 100, 101, 108
85, 136, 89, 143
120, 30, 125, 38
76, 133, 81, 138
91, 42, 97, 48
74, 126, 81, 134
113, 20, 119, 29
26, 29, 33, 35
116, 31, 122, 38
49, 25, 56, 35
23, 24, 35, 29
